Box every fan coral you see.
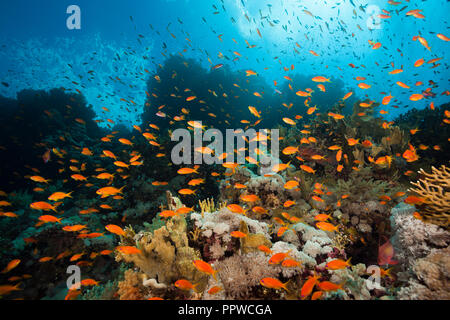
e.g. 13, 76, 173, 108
409, 165, 450, 229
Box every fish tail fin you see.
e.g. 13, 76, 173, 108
119, 186, 126, 193
192, 283, 202, 294
212, 269, 218, 281
385, 267, 393, 279
67, 191, 73, 198
283, 279, 291, 293
346, 257, 352, 266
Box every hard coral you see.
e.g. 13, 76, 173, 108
409, 165, 450, 229
116, 215, 208, 289
215, 252, 282, 299
117, 270, 146, 300
397, 248, 450, 300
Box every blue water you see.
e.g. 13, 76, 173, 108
0, 0, 448, 127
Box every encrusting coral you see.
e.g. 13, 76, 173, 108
409, 165, 450, 229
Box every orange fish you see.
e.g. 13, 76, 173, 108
300, 273, 321, 299
326, 258, 351, 270
258, 245, 273, 255
1, 259, 21, 274
230, 231, 247, 238
284, 180, 299, 190
268, 251, 291, 265
175, 279, 198, 291
404, 195, 424, 205
316, 222, 338, 232
240, 194, 260, 203
62, 225, 87, 232
281, 259, 301, 268
317, 281, 343, 292
30, 202, 57, 212
105, 224, 125, 236
207, 286, 222, 295
260, 277, 289, 291
0, 283, 21, 296
300, 165, 315, 174
115, 246, 142, 255
227, 204, 247, 215
38, 215, 62, 223
193, 260, 218, 280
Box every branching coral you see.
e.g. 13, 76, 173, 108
409, 165, 450, 229
199, 198, 227, 217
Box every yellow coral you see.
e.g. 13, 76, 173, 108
239, 221, 272, 254
199, 197, 227, 217
409, 165, 450, 229
116, 215, 209, 289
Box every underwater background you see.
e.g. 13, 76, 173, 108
0, 0, 449, 300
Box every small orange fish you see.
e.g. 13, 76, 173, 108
281, 259, 301, 268
326, 258, 351, 270
193, 260, 218, 280
240, 194, 260, 203
269, 251, 291, 265
404, 196, 424, 204
38, 215, 62, 223
314, 214, 331, 222
260, 277, 289, 291
115, 246, 142, 255
230, 231, 247, 238
1, 259, 21, 274
300, 165, 315, 174
227, 204, 247, 215
316, 222, 338, 232
317, 281, 343, 292
175, 279, 198, 291
300, 273, 321, 299
258, 245, 273, 255
105, 224, 125, 236
207, 286, 222, 295
178, 189, 196, 195
283, 200, 295, 208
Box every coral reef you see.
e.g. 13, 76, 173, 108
391, 202, 450, 299
409, 165, 450, 229
116, 214, 209, 290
